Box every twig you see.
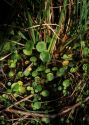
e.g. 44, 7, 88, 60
0, 53, 12, 61
5, 96, 89, 118
7, 94, 33, 109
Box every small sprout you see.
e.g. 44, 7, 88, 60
63, 79, 71, 89
11, 81, 25, 94
32, 71, 38, 77
17, 81, 23, 86
13, 51, 21, 60
35, 76, 41, 83
8, 60, 16, 68
27, 86, 34, 91
70, 67, 78, 73
41, 117, 50, 124
35, 85, 42, 93
31, 102, 41, 110
18, 86, 26, 94
45, 68, 51, 73
3, 42, 11, 52
41, 90, 49, 97
8, 71, 14, 77
47, 73, 54, 81
17, 71, 23, 78
36, 41, 46, 52
82, 64, 89, 73
40, 51, 51, 62
30, 56, 37, 63
36, 65, 45, 72
11, 82, 20, 93
57, 67, 66, 77
62, 54, 72, 60
80, 41, 85, 48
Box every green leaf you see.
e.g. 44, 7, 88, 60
3, 42, 11, 52
30, 56, 37, 62
62, 54, 72, 60
57, 67, 66, 77
35, 85, 42, 93
11, 83, 20, 92
32, 102, 41, 110
36, 65, 45, 72
82, 47, 89, 56
70, 67, 78, 73
8, 60, 17, 68
27, 86, 34, 91
25, 41, 34, 51
17, 71, 23, 78
18, 86, 26, 94
8, 71, 14, 77
41, 90, 49, 97
11, 82, 25, 94
41, 117, 50, 124
80, 41, 85, 48
40, 51, 51, 62
23, 49, 32, 56
63, 79, 71, 89
36, 41, 46, 52
45, 68, 51, 73
32, 71, 38, 77
35, 76, 41, 83
82, 64, 89, 73
47, 73, 54, 81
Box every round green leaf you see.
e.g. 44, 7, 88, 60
36, 41, 46, 52
11, 82, 20, 92
45, 68, 51, 73
40, 51, 51, 62
70, 67, 78, 73
32, 71, 38, 77
35, 85, 42, 93
8, 71, 14, 77
36, 65, 45, 72
41, 117, 50, 124
23, 49, 32, 56
27, 86, 33, 91
30, 56, 37, 62
18, 86, 26, 94
63, 79, 71, 88
47, 73, 54, 81
41, 90, 49, 97
8, 60, 16, 68
32, 102, 41, 110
